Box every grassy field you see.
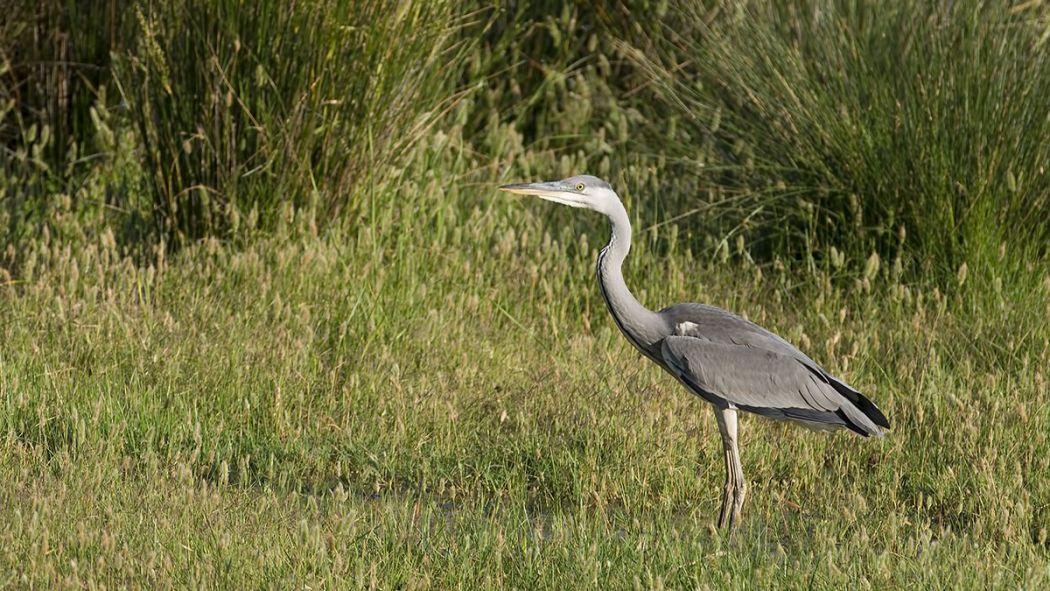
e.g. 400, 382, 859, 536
3, 0, 1050, 588
3, 157, 1049, 587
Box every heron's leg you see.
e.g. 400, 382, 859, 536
717, 443, 733, 529
715, 407, 746, 530
725, 409, 747, 528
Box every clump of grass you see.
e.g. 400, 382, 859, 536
624, 0, 1050, 280
0, 0, 121, 166
116, 0, 468, 244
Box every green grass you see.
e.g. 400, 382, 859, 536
3, 0, 1050, 587
2, 130, 1049, 585
622, 0, 1050, 276
116, 0, 469, 244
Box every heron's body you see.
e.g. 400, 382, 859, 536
500, 175, 889, 530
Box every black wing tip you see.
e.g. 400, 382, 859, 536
855, 395, 891, 429
834, 409, 888, 438
815, 368, 891, 430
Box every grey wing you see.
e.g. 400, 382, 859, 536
659, 308, 888, 436
662, 304, 886, 418
662, 303, 824, 369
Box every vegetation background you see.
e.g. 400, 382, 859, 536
2, 0, 1049, 587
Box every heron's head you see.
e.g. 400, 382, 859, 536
498, 175, 619, 214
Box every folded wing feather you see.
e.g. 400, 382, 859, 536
659, 316, 884, 436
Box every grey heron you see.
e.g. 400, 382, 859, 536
499, 175, 890, 530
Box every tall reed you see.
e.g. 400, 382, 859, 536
622, 0, 1050, 277
117, 0, 467, 244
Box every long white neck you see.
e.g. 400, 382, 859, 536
596, 198, 669, 355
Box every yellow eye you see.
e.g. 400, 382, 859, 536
575, 182, 585, 192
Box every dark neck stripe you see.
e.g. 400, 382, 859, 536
597, 246, 651, 357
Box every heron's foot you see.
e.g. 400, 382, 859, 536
714, 408, 746, 533
730, 481, 747, 529
717, 480, 747, 531
718, 481, 733, 529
